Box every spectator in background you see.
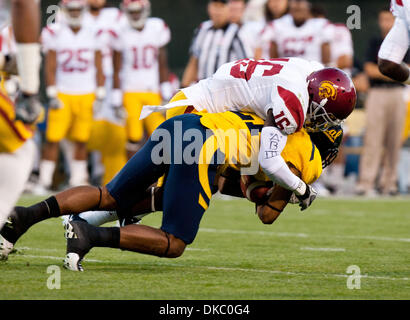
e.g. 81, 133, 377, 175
264, 0, 331, 65
356, 8, 410, 196
181, 0, 253, 87
254, 0, 289, 59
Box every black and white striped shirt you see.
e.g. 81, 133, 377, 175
190, 20, 254, 80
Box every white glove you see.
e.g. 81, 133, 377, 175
295, 182, 318, 211
111, 89, 127, 121
93, 86, 106, 114
46, 86, 62, 110
160, 81, 173, 102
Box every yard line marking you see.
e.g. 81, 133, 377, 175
199, 228, 309, 238
18, 254, 410, 282
199, 228, 410, 243
18, 254, 104, 263
300, 247, 346, 252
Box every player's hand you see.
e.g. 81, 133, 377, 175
93, 86, 106, 115
93, 99, 104, 115
2, 54, 18, 75
14, 92, 43, 124
295, 183, 317, 211
112, 105, 127, 121
48, 97, 63, 110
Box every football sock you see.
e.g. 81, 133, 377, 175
3, 197, 61, 243
87, 225, 120, 249
39, 160, 56, 188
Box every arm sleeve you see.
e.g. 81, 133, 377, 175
378, 17, 410, 64
258, 126, 304, 192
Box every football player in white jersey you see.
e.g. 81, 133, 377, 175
141, 57, 357, 209
80, 0, 129, 185
35, 0, 105, 194
378, 0, 410, 83
263, 0, 332, 65
112, 0, 172, 158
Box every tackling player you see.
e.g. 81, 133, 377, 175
35, 0, 105, 193
0, 110, 340, 269
378, 0, 410, 82
112, 0, 172, 158
0, 0, 42, 230
141, 57, 356, 209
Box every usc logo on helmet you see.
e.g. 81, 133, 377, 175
318, 81, 337, 101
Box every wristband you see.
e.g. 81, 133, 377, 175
95, 86, 107, 100
111, 89, 123, 106
46, 86, 58, 99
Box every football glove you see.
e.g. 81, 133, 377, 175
295, 183, 317, 211
14, 92, 43, 124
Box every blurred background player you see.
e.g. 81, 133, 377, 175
0, 0, 42, 230
254, 0, 289, 59
262, 0, 332, 65
35, 0, 105, 194
181, 0, 253, 87
80, 0, 128, 185
112, 0, 172, 158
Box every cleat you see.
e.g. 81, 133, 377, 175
63, 253, 84, 272
64, 221, 93, 271
0, 233, 14, 261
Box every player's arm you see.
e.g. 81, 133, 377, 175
337, 54, 353, 70
94, 49, 106, 109
364, 61, 394, 82
257, 163, 299, 224
321, 42, 331, 66
259, 110, 317, 211
110, 49, 125, 116
159, 46, 173, 102
181, 55, 198, 88
378, 17, 410, 82
269, 41, 279, 59
11, 0, 41, 95
44, 49, 62, 110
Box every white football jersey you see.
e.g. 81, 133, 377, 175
41, 22, 102, 94
391, 0, 410, 22
83, 8, 123, 77
265, 15, 332, 63
180, 57, 323, 135
113, 17, 171, 93
330, 24, 353, 62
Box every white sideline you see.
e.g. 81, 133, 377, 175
13, 253, 410, 282
199, 228, 410, 243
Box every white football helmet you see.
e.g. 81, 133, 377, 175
60, 0, 87, 28
121, 0, 151, 29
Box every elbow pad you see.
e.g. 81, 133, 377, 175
258, 126, 303, 192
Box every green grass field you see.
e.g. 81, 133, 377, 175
0, 195, 409, 300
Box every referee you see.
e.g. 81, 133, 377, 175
181, 0, 253, 87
